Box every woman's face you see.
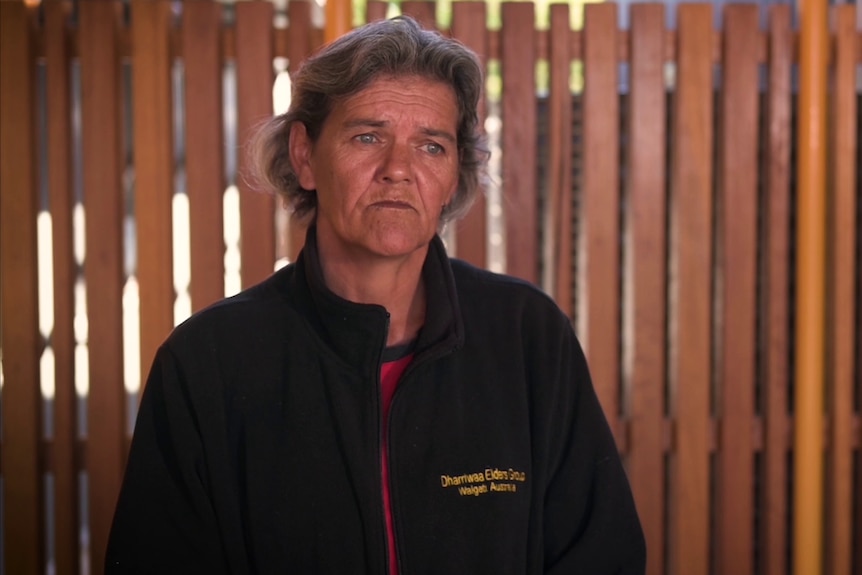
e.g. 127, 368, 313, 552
289, 75, 460, 263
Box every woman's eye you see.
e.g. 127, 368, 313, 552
425, 142, 444, 155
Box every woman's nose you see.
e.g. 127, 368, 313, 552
378, 142, 413, 184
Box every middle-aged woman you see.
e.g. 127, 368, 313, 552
106, 16, 645, 575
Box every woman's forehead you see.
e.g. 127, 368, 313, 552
328, 76, 459, 129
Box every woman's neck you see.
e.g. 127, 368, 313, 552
318, 244, 428, 347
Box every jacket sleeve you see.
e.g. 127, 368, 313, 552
105, 345, 239, 575
542, 325, 646, 574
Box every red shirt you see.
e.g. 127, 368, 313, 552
380, 349, 414, 575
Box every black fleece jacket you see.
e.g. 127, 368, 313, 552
106, 228, 645, 574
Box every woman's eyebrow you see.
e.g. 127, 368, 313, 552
342, 118, 387, 130
341, 118, 456, 143
419, 128, 457, 143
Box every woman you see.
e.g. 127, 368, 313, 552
106, 16, 645, 574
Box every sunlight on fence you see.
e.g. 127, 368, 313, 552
38, 212, 55, 402
223, 185, 243, 298
121, 279, 140, 396
171, 193, 192, 326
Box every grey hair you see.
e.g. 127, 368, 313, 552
248, 16, 488, 224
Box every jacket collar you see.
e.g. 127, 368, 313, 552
292, 225, 464, 371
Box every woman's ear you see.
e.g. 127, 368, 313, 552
289, 122, 316, 190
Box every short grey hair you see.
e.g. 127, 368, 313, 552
249, 16, 488, 224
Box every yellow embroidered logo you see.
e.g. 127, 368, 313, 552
439, 467, 527, 497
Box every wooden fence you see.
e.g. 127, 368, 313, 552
1, 1, 860, 574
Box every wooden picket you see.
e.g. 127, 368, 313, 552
761, 6, 792, 575
0, 2, 859, 574
44, 1, 80, 573
402, 0, 436, 29
625, 6, 667, 575
547, 3, 574, 317
716, 6, 759, 574
581, 1, 621, 444
367, 0, 388, 24
0, 5, 42, 575
284, 0, 316, 261
500, 1, 538, 284
236, 1, 276, 289
451, 0, 489, 270
78, 2, 127, 571
667, 6, 714, 574
183, 0, 228, 313
132, 0, 175, 395
826, 6, 858, 575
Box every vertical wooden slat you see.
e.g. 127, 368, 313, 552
626, 5, 667, 575
183, 0, 226, 312
500, 2, 537, 283
284, 0, 316, 262
451, 1, 488, 269
133, 0, 174, 387
762, 6, 791, 575
401, 1, 436, 29
850, 10, 862, 571
716, 6, 759, 575
79, 1, 126, 572
324, 0, 352, 43
45, 1, 80, 572
826, 5, 857, 575
669, 5, 714, 575
286, 0, 314, 75
795, 0, 829, 568
580, 2, 620, 435
547, 3, 572, 316
235, 1, 275, 288
0, 2, 42, 573
366, 1, 388, 24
